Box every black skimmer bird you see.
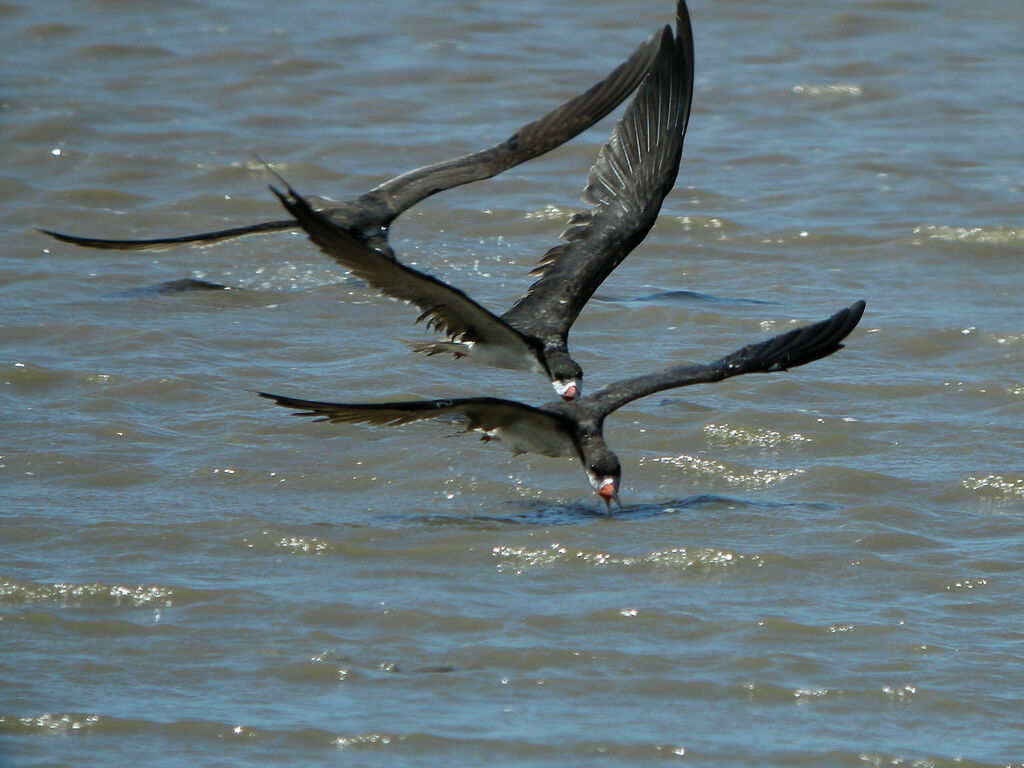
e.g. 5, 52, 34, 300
260, 300, 865, 511
38, 21, 667, 258
268, 4, 694, 401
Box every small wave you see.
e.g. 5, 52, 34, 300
490, 532, 763, 575
0, 579, 175, 608
792, 83, 863, 97
703, 422, 813, 449
644, 452, 806, 489
593, 289, 777, 306
962, 473, 1024, 501
912, 224, 1023, 246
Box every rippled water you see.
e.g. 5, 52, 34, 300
2, 0, 1023, 766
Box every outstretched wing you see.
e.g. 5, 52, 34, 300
369, 27, 665, 219
271, 183, 543, 368
502, 4, 694, 342
584, 300, 866, 418
37, 28, 663, 253
37, 218, 298, 252
259, 392, 579, 458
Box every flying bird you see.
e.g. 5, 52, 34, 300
260, 300, 865, 511
269, 4, 694, 401
38, 19, 669, 258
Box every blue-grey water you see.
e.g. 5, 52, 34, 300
2, 0, 1023, 766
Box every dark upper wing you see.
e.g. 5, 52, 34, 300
367, 27, 665, 220
37, 29, 661, 253
501, 7, 694, 342
259, 392, 578, 457
582, 300, 866, 418
272, 182, 541, 362
262, 391, 546, 427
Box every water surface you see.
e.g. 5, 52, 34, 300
2, 0, 1023, 766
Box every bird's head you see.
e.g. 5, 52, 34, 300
546, 352, 583, 401
584, 447, 622, 513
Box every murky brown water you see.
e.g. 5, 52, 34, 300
2, 0, 1023, 766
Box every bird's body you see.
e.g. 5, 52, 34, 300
261, 300, 866, 509
270, 2, 695, 400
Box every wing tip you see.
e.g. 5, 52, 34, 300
723, 298, 867, 375
258, 390, 323, 419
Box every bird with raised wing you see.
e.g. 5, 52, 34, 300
269, 2, 694, 401
39, 20, 668, 257
260, 300, 865, 511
